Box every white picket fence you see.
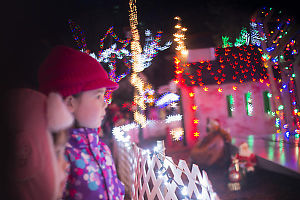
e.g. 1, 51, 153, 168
114, 139, 219, 200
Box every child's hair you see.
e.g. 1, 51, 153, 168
72, 92, 82, 98
52, 130, 69, 148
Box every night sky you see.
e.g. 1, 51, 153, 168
2, 0, 299, 94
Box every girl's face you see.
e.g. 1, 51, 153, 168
53, 130, 69, 199
70, 88, 108, 128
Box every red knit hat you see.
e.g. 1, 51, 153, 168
38, 45, 118, 97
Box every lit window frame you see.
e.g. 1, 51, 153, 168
245, 92, 253, 116
226, 94, 235, 117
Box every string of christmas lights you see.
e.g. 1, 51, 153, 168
98, 26, 130, 53
155, 92, 180, 108
152, 148, 215, 199
68, 20, 132, 103
97, 42, 132, 104
128, 0, 171, 127
221, 23, 266, 49
129, 0, 147, 127
174, 16, 188, 57
254, 7, 298, 137
188, 90, 200, 138
165, 114, 183, 123
219, 7, 299, 137
280, 39, 300, 136
69, 19, 170, 104
234, 27, 250, 47
68, 19, 88, 51
178, 45, 268, 92
172, 17, 194, 140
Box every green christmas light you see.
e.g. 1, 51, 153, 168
292, 73, 295, 78
294, 109, 298, 113
222, 36, 233, 48
262, 54, 270, 61
271, 111, 275, 116
275, 118, 280, 128
234, 27, 250, 47
267, 93, 272, 98
278, 105, 284, 110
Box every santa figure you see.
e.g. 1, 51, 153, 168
236, 142, 256, 172
228, 142, 256, 191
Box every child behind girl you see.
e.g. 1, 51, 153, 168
6, 89, 74, 200
38, 45, 125, 200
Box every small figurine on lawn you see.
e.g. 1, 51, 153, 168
228, 142, 256, 191
236, 142, 257, 173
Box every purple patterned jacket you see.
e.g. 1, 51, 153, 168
63, 128, 125, 200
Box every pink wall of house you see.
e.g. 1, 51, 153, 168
181, 81, 276, 146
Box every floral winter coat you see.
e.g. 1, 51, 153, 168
63, 128, 125, 200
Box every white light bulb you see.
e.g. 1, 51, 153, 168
153, 146, 159, 152
181, 186, 188, 196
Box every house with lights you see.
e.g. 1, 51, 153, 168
174, 45, 276, 146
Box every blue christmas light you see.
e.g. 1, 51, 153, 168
155, 92, 180, 108
285, 131, 290, 138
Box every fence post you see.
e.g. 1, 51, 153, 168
156, 140, 165, 157
156, 140, 169, 197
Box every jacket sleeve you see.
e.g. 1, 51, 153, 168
62, 146, 74, 199
99, 141, 125, 199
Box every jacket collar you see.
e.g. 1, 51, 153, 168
68, 127, 99, 148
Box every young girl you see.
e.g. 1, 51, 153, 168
6, 89, 73, 200
38, 45, 125, 200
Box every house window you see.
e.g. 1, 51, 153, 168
245, 92, 253, 116
263, 91, 272, 114
226, 94, 234, 117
